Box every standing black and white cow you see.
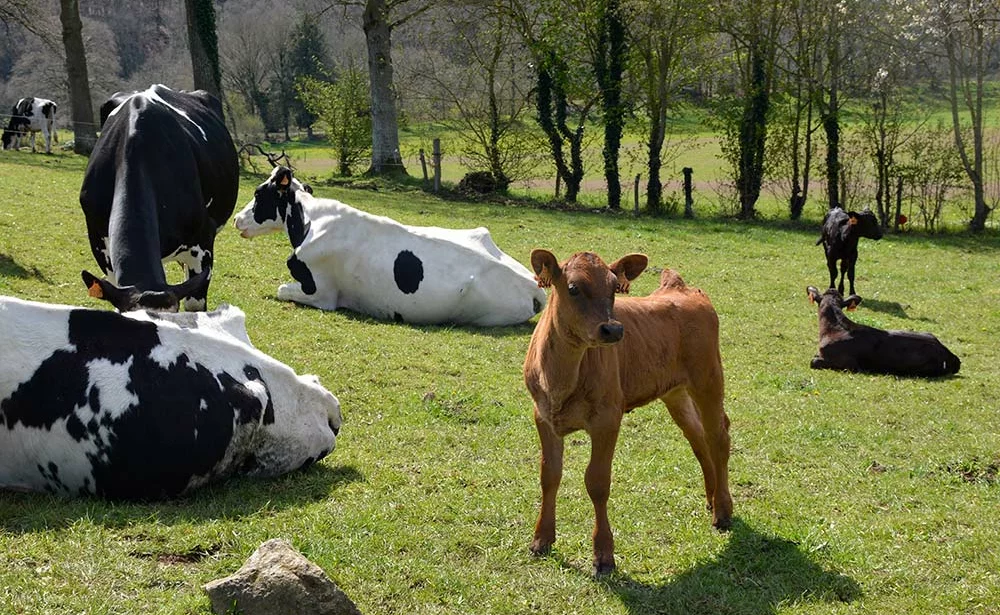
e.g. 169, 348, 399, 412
233, 166, 546, 326
79, 85, 239, 312
0, 295, 342, 500
2, 97, 57, 153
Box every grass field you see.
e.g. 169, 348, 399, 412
1, 149, 999, 615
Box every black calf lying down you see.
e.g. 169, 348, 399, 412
806, 286, 960, 377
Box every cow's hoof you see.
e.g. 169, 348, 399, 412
713, 514, 733, 532
592, 559, 616, 578
529, 540, 552, 557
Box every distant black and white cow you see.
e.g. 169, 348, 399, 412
0, 295, 342, 500
806, 286, 961, 377
79, 84, 239, 312
233, 166, 547, 326
2, 97, 57, 153
816, 206, 883, 296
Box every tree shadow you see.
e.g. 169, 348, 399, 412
599, 519, 861, 615
0, 463, 363, 534
0, 253, 51, 283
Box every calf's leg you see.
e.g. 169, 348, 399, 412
585, 413, 621, 576
530, 412, 564, 557
690, 385, 732, 531
663, 389, 716, 511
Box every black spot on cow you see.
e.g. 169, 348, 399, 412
286, 199, 311, 249
533, 297, 543, 314
287, 254, 317, 295
394, 250, 423, 294
394, 312, 404, 323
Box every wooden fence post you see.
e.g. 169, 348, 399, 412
432, 139, 441, 193
634, 174, 641, 215
419, 148, 428, 185
683, 167, 694, 218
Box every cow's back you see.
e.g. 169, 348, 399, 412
300, 203, 543, 324
610, 286, 722, 411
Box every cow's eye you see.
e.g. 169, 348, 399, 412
567, 284, 580, 296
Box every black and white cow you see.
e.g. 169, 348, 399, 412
79, 84, 239, 312
0, 295, 341, 500
2, 97, 57, 153
233, 167, 547, 326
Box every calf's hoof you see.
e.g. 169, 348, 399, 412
592, 557, 616, 578
529, 539, 553, 557
712, 513, 733, 532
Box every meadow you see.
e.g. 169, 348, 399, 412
1, 148, 999, 615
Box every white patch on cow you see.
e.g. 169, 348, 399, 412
144, 86, 208, 141
125, 303, 253, 347
239, 187, 547, 326
86, 357, 140, 420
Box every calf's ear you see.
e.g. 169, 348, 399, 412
530, 249, 560, 288
806, 286, 821, 304
844, 294, 862, 311
609, 254, 648, 294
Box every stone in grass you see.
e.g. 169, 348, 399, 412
204, 538, 362, 615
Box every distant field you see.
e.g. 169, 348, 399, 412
1, 150, 999, 614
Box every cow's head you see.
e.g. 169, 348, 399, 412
848, 207, 883, 241
82, 269, 211, 312
233, 166, 311, 238
248, 372, 343, 477
807, 286, 862, 313
532, 249, 647, 346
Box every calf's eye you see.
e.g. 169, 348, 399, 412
568, 284, 580, 296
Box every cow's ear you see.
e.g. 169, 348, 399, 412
81, 270, 142, 312
844, 294, 862, 311
609, 254, 648, 294
848, 214, 859, 226
273, 167, 293, 190
807, 286, 822, 304
301, 182, 314, 195
530, 249, 560, 288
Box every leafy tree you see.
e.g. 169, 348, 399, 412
594, 0, 628, 209
298, 68, 372, 175
290, 13, 332, 138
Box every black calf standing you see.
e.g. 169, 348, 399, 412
817, 207, 883, 296
806, 286, 960, 377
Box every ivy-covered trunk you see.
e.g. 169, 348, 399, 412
59, 0, 97, 154
736, 44, 769, 219
184, 0, 222, 101
595, 0, 627, 210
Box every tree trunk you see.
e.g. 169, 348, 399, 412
736, 43, 769, 219
363, 0, 406, 175
595, 0, 626, 210
184, 0, 222, 101
59, 0, 96, 154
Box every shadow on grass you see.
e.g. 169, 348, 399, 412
267, 294, 539, 338
859, 298, 910, 318
600, 519, 861, 615
0, 463, 362, 534
0, 253, 51, 283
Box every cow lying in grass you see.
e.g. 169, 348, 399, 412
233, 167, 546, 326
806, 286, 961, 377
0, 296, 341, 500
524, 250, 732, 576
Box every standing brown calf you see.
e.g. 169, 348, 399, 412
523, 250, 732, 576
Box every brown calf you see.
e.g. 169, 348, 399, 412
523, 250, 732, 576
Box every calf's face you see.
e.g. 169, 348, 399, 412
234, 166, 310, 238
850, 208, 883, 241
807, 285, 862, 314
531, 249, 647, 346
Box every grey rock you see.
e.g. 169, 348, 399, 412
204, 538, 362, 615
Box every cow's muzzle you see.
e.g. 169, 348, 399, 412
597, 321, 624, 344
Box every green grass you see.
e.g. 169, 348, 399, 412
1, 150, 999, 614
